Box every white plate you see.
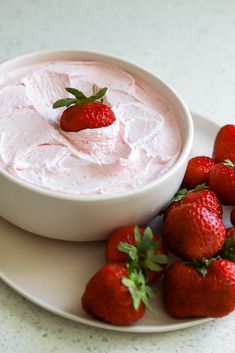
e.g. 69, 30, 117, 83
0, 114, 229, 333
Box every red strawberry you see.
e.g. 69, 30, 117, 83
81, 263, 154, 325
208, 159, 235, 205
213, 124, 235, 163
163, 203, 225, 260
231, 208, 235, 226
53, 87, 115, 132
105, 226, 168, 283
182, 156, 215, 189
164, 184, 222, 219
163, 259, 235, 318
226, 226, 235, 239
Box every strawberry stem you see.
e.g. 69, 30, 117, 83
118, 226, 169, 277
53, 86, 108, 109
172, 183, 208, 203
121, 270, 155, 311
65, 87, 87, 100
223, 159, 235, 168
185, 258, 216, 276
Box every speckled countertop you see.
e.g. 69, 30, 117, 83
0, 0, 235, 352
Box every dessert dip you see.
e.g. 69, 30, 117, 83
0, 61, 182, 196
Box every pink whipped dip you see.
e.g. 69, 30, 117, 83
0, 61, 182, 196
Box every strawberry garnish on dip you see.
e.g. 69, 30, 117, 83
53, 87, 116, 132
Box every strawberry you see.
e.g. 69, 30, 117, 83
208, 159, 235, 205
105, 226, 169, 283
226, 226, 235, 239
164, 184, 222, 219
182, 156, 215, 189
53, 87, 115, 132
162, 259, 235, 318
231, 208, 235, 226
163, 203, 225, 260
213, 124, 235, 163
81, 263, 154, 325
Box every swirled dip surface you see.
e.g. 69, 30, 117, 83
0, 61, 182, 196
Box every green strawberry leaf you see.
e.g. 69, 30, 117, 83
122, 270, 155, 312
196, 266, 208, 276
149, 253, 169, 264
172, 188, 188, 202
138, 226, 158, 253
65, 87, 87, 100
144, 260, 162, 272
119, 225, 168, 277
53, 98, 78, 109
118, 242, 138, 261
145, 286, 156, 298
83, 87, 108, 104
93, 87, 108, 100
171, 183, 208, 203
188, 258, 216, 276
53, 86, 108, 109
220, 235, 235, 262
126, 260, 139, 277
223, 159, 235, 168
193, 183, 209, 191
140, 293, 154, 313
134, 225, 142, 244
122, 277, 141, 310
143, 226, 153, 241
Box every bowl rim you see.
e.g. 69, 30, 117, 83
0, 49, 194, 203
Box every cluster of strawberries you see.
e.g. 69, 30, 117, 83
82, 225, 168, 325
81, 124, 235, 326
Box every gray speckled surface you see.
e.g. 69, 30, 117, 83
0, 0, 235, 351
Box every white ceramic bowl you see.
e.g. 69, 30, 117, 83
0, 50, 194, 241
